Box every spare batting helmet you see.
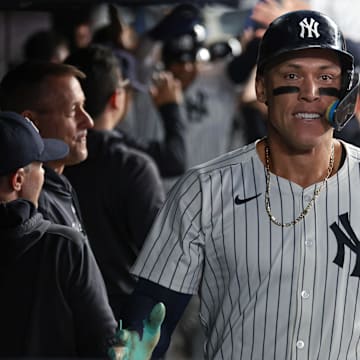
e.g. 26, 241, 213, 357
257, 10, 354, 91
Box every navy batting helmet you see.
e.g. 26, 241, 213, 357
256, 10, 359, 131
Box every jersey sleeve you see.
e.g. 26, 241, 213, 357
131, 169, 205, 294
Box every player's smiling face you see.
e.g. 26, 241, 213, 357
256, 48, 342, 150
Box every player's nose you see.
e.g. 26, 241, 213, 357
299, 76, 320, 102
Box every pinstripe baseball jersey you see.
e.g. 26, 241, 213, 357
131, 139, 360, 360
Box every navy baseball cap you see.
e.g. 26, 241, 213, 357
0, 111, 69, 176
162, 28, 208, 66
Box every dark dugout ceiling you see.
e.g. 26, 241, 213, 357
0, 0, 239, 11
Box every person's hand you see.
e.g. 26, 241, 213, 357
282, 0, 310, 12
251, 0, 310, 28
251, 0, 285, 28
240, 28, 257, 50
250, 0, 310, 38
108, 302, 166, 360
150, 71, 183, 107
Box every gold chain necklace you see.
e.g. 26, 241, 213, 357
264, 142, 335, 227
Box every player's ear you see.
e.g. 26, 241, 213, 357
110, 89, 126, 110
10, 168, 26, 192
255, 75, 267, 105
109, 91, 118, 109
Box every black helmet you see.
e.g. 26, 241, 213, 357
162, 24, 208, 66
257, 10, 353, 80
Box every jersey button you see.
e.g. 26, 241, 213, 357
301, 290, 310, 299
305, 240, 313, 247
296, 340, 305, 349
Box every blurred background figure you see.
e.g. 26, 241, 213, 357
52, 6, 95, 52
88, 4, 187, 179
119, 3, 270, 194
23, 29, 70, 63
92, 3, 140, 54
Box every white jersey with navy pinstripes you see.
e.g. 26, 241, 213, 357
131, 139, 360, 360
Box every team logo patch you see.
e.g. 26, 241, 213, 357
330, 213, 360, 277
299, 17, 320, 39
186, 91, 208, 123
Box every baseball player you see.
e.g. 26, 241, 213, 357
121, 9, 360, 360
123, 7, 242, 193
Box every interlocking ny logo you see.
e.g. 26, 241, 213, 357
186, 91, 208, 123
299, 17, 320, 39
330, 213, 360, 277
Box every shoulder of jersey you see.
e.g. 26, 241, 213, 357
192, 141, 257, 175
342, 140, 360, 162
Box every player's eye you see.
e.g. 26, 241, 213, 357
320, 74, 333, 81
285, 73, 298, 80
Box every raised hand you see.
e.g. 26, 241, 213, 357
150, 71, 183, 107
108, 302, 166, 360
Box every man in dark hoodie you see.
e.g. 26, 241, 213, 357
0, 110, 165, 358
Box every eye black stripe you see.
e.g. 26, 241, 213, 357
319, 88, 340, 97
272, 86, 340, 97
273, 86, 299, 95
